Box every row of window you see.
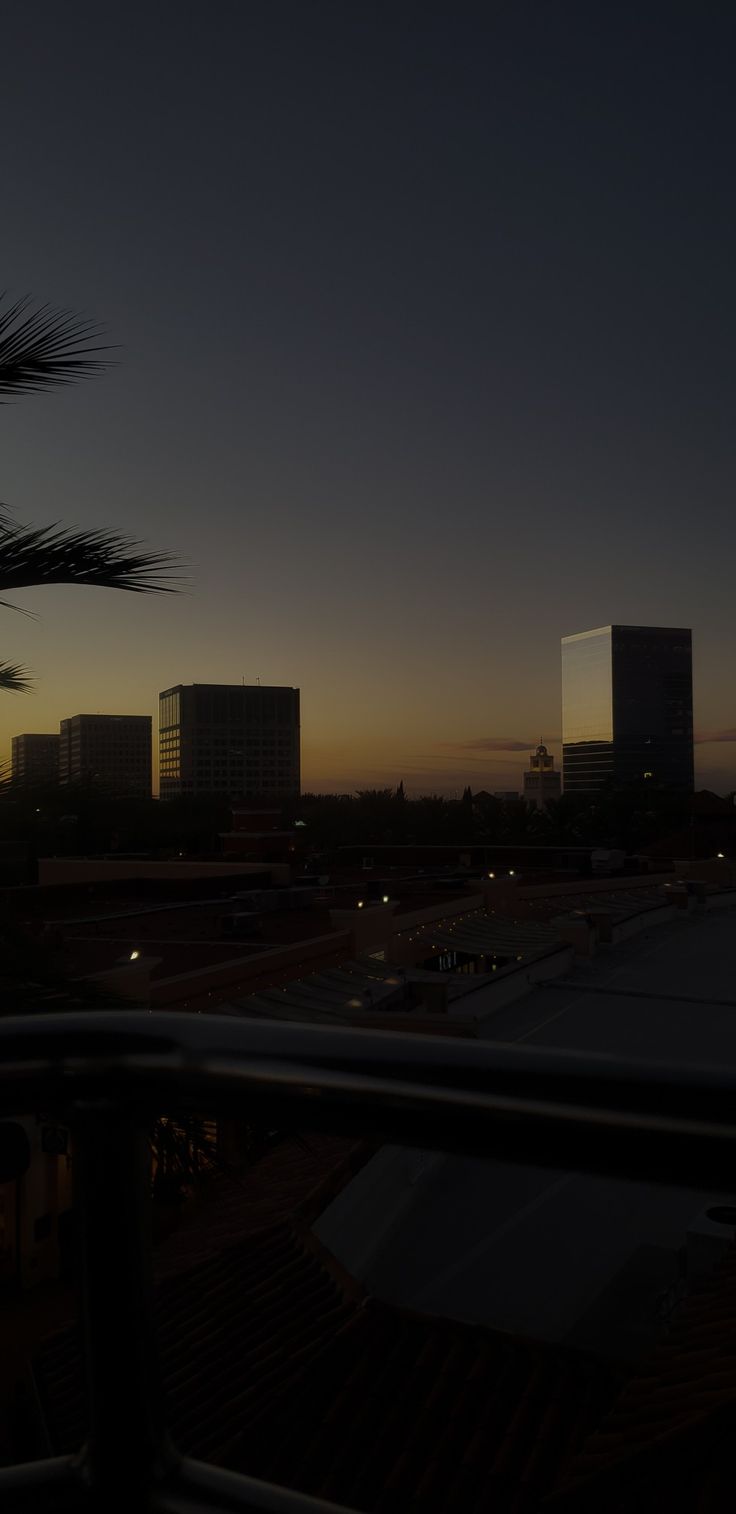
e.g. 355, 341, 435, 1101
159, 738, 292, 750
195, 767, 295, 776
161, 780, 297, 793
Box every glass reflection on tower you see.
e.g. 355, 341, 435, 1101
562, 626, 693, 793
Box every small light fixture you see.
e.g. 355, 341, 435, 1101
717, 852, 725, 859
509, 869, 515, 876
382, 894, 390, 903
488, 871, 495, 879
129, 949, 140, 961
357, 901, 364, 909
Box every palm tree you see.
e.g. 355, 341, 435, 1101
1, 291, 180, 691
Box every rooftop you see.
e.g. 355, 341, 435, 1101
314, 900, 736, 1359
34, 1161, 623, 1512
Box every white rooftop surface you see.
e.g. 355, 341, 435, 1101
316, 901, 736, 1358
479, 904, 736, 1059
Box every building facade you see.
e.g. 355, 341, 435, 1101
562, 625, 694, 793
59, 715, 152, 796
159, 684, 300, 799
523, 743, 561, 808
11, 733, 60, 787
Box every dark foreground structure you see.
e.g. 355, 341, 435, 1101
1, 1011, 735, 1512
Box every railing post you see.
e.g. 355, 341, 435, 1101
74, 1103, 174, 1504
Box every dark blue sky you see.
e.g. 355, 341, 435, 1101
3, 1, 735, 790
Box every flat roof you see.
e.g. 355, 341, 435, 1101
159, 683, 299, 694
561, 624, 691, 643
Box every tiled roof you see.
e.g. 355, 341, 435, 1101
155, 1133, 371, 1280
548, 1243, 736, 1511
35, 1217, 621, 1511
224, 910, 566, 1029
229, 960, 409, 1025
516, 888, 668, 926
35, 1224, 361, 1465
227, 1296, 620, 1514
32, 1132, 368, 1454
408, 912, 562, 959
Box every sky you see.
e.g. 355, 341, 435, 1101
2, 0, 736, 795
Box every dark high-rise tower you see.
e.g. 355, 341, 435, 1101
159, 684, 300, 799
561, 625, 693, 793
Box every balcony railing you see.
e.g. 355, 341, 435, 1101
2, 1010, 736, 1512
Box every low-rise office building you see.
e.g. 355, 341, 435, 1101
59, 714, 152, 796
11, 733, 60, 787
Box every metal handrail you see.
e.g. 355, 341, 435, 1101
2, 1009, 736, 1511
3, 1010, 736, 1184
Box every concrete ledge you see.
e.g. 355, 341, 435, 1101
606, 902, 676, 942
488, 874, 676, 918
39, 858, 291, 886
150, 929, 352, 1005
448, 943, 574, 1021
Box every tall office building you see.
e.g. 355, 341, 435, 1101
523, 742, 561, 808
159, 684, 300, 799
11, 733, 60, 787
561, 625, 693, 793
59, 715, 152, 796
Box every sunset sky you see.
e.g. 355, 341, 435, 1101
3, 2, 736, 795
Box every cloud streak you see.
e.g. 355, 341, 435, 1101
695, 729, 736, 745
439, 736, 556, 753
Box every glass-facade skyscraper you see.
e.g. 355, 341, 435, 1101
561, 625, 693, 793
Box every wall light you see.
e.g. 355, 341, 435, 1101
357, 901, 364, 909
130, 950, 140, 961
382, 894, 390, 903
